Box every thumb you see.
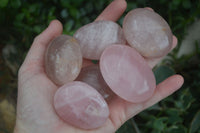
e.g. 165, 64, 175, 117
19, 20, 63, 77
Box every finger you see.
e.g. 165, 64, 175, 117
20, 20, 63, 73
125, 74, 184, 119
95, 0, 127, 21
171, 35, 178, 49
108, 74, 184, 129
145, 7, 154, 11
25, 20, 63, 64
146, 35, 178, 68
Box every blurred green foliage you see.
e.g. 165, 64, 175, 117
0, 0, 200, 133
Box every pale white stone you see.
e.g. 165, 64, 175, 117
123, 8, 173, 58
74, 20, 126, 60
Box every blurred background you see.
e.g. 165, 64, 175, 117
0, 0, 200, 132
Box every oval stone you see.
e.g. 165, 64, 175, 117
123, 8, 173, 58
100, 45, 156, 103
54, 81, 109, 129
74, 20, 126, 60
45, 35, 82, 86
76, 65, 114, 100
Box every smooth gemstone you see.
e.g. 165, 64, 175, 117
100, 45, 156, 103
123, 8, 173, 58
45, 35, 82, 85
76, 65, 114, 100
54, 81, 109, 129
74, 20, 126, 60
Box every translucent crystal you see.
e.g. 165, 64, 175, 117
45, 35, 82, 85
100, 45, 156, 103
74, 20, 126, 60
54, 81, 109, 129
123, 8, 173, 58
76, 65, 114, 100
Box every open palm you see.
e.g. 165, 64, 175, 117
14, 0, 184, 133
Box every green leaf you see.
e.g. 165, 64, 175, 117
153, 65, 175, 84
69, 7, 80, 19
172, 0, 181, 6
175, 88, 195, 111
10, 0, 21, 8
182, 0, 191, 9
0, 0, 9, 8
33, 25, 42, 34
166, 108, 183, 124
60, 0, 70, 8
116, 119, 136, 133
127, 2, 137, 11
15, 13, 25, 21
152, 117, 168, 131
61, 9, 68, 18
71, 0, 84, 6
85, 3, 93, 13
64, 20, 74, 32
189, 110, 200, 133
167, 125, 187, 133
92, 60, 98, 64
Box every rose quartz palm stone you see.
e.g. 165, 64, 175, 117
123, 8, 173, 58
76, 65, 114, 100
100, 45, 156, 103
74, 20, 126, 60
45, 35, 82, 85
54, 81, 109, 129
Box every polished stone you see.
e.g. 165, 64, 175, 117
76, 65, 114, 101
123, 8, 173, 58
45, 35, 82, 85
74, 20, 126, 60
100, 45, 156, 103
54, 81, 109, 129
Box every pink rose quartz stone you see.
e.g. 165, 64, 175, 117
74, 20, 126, 60
54, 81, 109, 129
100, 45, 156, 103
45, 35, 82, 85
123, 8, 173, 58
76, 65, 114, 101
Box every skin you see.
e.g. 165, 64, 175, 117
14, 0, 184, 133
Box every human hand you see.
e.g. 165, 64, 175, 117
14, 0, 184, 133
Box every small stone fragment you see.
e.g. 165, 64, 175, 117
76, 65, 114, 100
54, 81, 109, 129
100, 45, 156, 103
45, 35, 82, 85
74, 20, 126, 60
123, 8, 173, 58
